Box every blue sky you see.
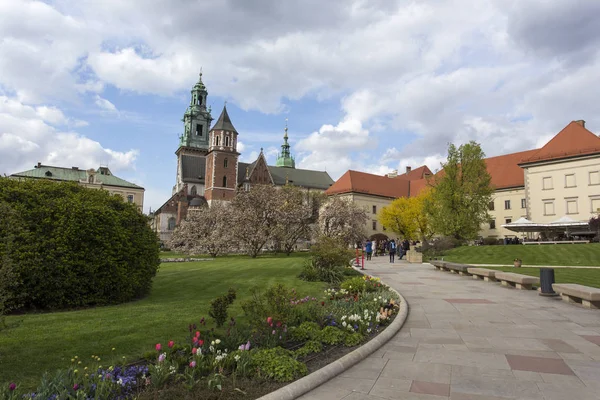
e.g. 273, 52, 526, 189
1, 0, 600, 212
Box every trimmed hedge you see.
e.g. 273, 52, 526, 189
0, 178, 160, 311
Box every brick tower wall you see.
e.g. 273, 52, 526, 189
205, 151, 238, 202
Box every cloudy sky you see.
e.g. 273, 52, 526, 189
2, 0, 599, 212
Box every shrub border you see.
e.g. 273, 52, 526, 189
256, 268, 409, 400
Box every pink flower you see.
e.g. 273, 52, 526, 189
192, 347, 197, 354
193, 337, 198, 343
195, 331, 201, 337
189, 361, 196, 368
155, 343, 162, 351
272, 330, 276, 335
276, 321, 282, 327
266, 317, 273, 325
9, 383, 16, 391
238, 341, 251, 351
73, 384, 79, 391
168, 340, 174, 348
158, 353, 166, 363
199, 339, 204, 346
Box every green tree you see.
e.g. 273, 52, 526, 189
427, 141, 493, 240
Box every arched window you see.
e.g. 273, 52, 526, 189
190, 186, 197, 195
224, 158, 228, 168
222, 175, 227, 187
215, 136, 220, 146
225, 136, 230, 147
168, 217, 176, 231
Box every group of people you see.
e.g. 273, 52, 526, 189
363, 238, 411, 263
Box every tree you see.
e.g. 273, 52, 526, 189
273, 186, 324, 255
318, 196, 367, 245
230, 185, 281, 257
426, 141, 494, 240
378, 189, 435, 241
169, 202, 233, 257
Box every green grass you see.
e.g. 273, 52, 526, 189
485, 267, 600, 289
439, 243, 600, 266
0, 253, 325, 388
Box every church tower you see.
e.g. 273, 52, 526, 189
205, 105, 239, 205
174, 72, 213, 194
275, 119, 295, 168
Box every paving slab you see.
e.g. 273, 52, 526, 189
298, 259, 600, 399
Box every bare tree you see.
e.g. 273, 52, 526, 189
169, 203, 233, 257
230, 185, 281, 258
318, 196, 367, 245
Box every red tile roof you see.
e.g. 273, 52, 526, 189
521, 121, 600, 164
408, 178, 430, 197
395, 165, 433, 181
484, 149, 538, 189
325, 170, 409, 198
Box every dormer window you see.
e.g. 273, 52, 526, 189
45, 171, 52, 177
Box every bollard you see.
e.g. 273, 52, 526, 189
361, 251, 365, 270
539, 268, 558, 296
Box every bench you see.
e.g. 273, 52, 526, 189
444, 262, 472, 276
430, 260, 447, 271
495, 272, 540, 290
552, 284, 600, 309
467, 268, 498, 282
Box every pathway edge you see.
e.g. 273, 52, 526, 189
256, 269, 409, 400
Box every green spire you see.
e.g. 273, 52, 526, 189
180, 70, 212, 149
276, 118, 295, 168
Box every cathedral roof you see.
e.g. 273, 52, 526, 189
237, 162, 334, 190
211, 105, 238, 133
10, 164, 142, 189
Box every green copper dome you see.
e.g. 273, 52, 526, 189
275, 120, 295, 168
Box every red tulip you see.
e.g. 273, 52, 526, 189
168, 340, 174, 348
195, 331, 200, 337
155, 343, 161, 351
199, 339, 204, 346
266, 317, 273, 325
192, 347, 197, 354
193, 337, 198, 343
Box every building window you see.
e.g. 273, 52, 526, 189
521, 198, 526, 208
543, 176, 553, 190
225, 136, 230, 147
167, 217, 176, 231
504, 200, 511, 210
196, 124, 203, 136
591, 197, 600, 213
372, 205, 377, 214
190, 186, 197, 196
215, 136, 220, 146
489, 220, 496, 229
543, 201, 555, 216
565, 174, 576, 188
224, 158, 228, 168
589, 171, 600, 186
505, 218, 512, 224
372, 220, 377, 230
222, 175, 227, 187
566, 199, 578, 215
127, 195, 134, 203
488, 201, 495, 211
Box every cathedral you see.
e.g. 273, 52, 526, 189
151, 73, 334, 243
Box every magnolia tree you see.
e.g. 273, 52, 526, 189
169, 202, 233, 257
318, 196, 367, 245
230, 184, 281, 258
273, 186, 324, 255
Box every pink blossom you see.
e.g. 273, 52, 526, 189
168, 340, 174, 348
158, 353, 166, 363
73, 384, 79, 391
199, 339, 204, 346
189, 361, 196, 368
192, 347, 197, 354
195, 331, 201, 337
272, 330, 276, 335
266, 317, 273, 325
238, 341, 251, 351
193, 337, 198, 343
155, 343, 162, 351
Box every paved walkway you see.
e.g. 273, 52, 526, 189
298, 258, 600, 400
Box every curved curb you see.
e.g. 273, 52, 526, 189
257, 272, 409, 400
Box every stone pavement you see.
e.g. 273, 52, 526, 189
298, 258, 600, 400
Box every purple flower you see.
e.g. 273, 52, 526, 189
9, 383, 16, 391
73, 384, 79, 391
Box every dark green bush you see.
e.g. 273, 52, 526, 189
289, 321, 321, 342
0, 178, 160, 310
209, 288, 237, 327
482, 237, 499, 245
251, 347, 308, 382
299, 236, 353, 284
422, 236, 462, 259
344, 332, 364, 347
294, 340, 323, 358
317, 326, 346, 345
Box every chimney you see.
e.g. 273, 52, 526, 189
406, 166, 412, 174
35, 162, 41, 168
574, 120, 586, 128
72, 166, 79, 170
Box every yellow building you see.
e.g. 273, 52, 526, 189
327, 120, 600, 240
10, 162, 144, 212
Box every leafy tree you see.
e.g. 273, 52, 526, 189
273, 186, 324, 255
230, 184, 281, 257
0, 178, 160, 311
378, 189, 434, 241
318, 196, 367, 245
426, 141, 493, 240
169, 202, 233, 257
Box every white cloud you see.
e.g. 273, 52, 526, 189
94, 95, 118, 113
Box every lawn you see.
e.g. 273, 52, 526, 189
438, 243, 600, 266
0, 253, 325, 388
484, 267, 600, 289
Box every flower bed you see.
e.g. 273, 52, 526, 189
2, 275, 399, 400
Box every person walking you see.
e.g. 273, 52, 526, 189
388, 239, 396, 263
365, 239, 373, 261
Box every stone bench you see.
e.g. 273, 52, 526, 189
430, 260, 447, 271
495, 272, 540, 290
444, 262, 472, 276
467, 268, 497, 282
552, 284, 600, 309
